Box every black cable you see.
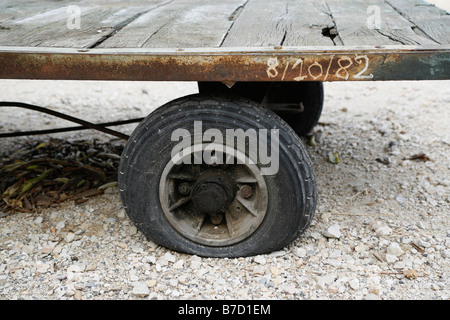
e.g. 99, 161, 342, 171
0, 102, 142, 140
0, 118, 144, 138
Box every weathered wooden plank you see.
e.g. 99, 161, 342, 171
221, 0, 336, 47
327, 0, 436, 46
220, 0, 288, 47
0, 0, 75, 22
1, 0, 449, 51
99, 0, 247, 48
96, 0, 177, 48
282, 0, 341, 46
0, 2, 81, 46
385, 0, 450, 44
142, 0, 248, 48
0, 1, 168, 48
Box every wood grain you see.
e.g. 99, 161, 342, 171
99, 0, 247, 48
0, 0, 169, 48
386, 0, 450, 44
327, 0, 437, 46
0, 0, 448, 49
221, 0, 336, 47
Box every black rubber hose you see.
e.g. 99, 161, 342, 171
0, 101, 143, 140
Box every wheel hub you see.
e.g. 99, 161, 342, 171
191, 171, 236, 215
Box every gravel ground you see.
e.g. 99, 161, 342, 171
0, 79, 449, 300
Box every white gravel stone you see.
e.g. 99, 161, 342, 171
55, 221, 65, 230
387, 243, 404, 257
415, 239, 432, 248
281, 284, 297, 295
295, 248, 307, 258
67, 264, 85, 273
164, 252, 176, 263
253, 255, 266, 265
323, 224, 341, 239
132, 282, 150, 297
36, 261, 52, 274
443, 250, 450, 259
385, 254, 398, 263
22, 245, 34, 255
65, 232, 76, 243
317, 275, 335, 290
349, 278, 360, 290
190, 260, 201, 269
376, 226, 392, 237
173, 259, 185, 269
34, 217, 43, 224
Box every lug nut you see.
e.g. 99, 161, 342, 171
209, 213, 223, 225
240, 185, 253, 199
178, 182, 191, 195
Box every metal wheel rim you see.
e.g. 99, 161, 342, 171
159, 143, 268, 246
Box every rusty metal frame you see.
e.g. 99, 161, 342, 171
0, 45, 449, 82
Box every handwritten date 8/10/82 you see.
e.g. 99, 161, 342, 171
266, 55, 374, 81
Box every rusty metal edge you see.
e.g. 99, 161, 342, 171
0, 45, 449, 82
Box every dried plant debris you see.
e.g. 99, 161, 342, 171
1, 138, 124, 215
327, 152, 340, 164
375, 156, 391, 165
404, 153, 432, 162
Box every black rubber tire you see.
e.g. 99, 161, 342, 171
198, 82, 324, 137
118, 94, 316, 257
264, 82, 324, 137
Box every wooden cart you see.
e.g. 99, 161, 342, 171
1, 0, 449, 257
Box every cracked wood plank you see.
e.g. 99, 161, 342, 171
385, 0, 450, 44
282, 0, 340, 46
0, 0, 167, 48
221, 0, 336, 47
326, 0, 436, 46
98, 0, 247, 48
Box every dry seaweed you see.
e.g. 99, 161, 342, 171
0, 138, 124, 215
